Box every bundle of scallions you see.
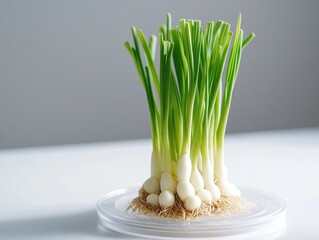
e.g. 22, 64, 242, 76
125, 13, 254, 212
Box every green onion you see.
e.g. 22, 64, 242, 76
125, 13, 254, 211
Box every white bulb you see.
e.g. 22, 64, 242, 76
202, 158, 214, 184
159, 190, 175, 209
184, 195, 202, 211
146, 194, 159, 206
215, 161, 228, 183
218, 181, 241, 196
177, 154, 192, 181
177, 180, 195, 201
196, 189, 212, 202
190, 169, 204, 191
143, 177, 160, 194
160, 172, 177, 193
205, 182, 221, 201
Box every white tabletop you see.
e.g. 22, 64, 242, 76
0, 128, 318, 239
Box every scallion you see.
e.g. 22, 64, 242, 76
125, 13, 254, 212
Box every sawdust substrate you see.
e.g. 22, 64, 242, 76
126, 188, 253, 220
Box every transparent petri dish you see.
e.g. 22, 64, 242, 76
97, 186, 286, 239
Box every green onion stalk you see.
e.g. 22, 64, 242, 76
125, 13, 254, 211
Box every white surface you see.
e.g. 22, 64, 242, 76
0, 128, 318, 239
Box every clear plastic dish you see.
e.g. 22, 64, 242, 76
97, 186, 286, 239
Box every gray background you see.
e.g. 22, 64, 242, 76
0, 0, 318, 149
